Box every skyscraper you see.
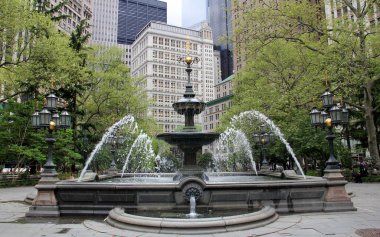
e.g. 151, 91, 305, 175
207, 0, 233, 80
92, 0, 118, 44
117, 0, 167, 45
182, 0, 207, 27
92, 0, 167, 65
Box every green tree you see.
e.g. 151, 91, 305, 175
232, 0, 380, 168
0, 0, 56, 102
79, 46, 150, 135
0, 99, 80, 174
0, 100, 45, 173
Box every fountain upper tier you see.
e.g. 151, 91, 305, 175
157, 132, 219, 148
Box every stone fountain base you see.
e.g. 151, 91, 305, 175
49, 172, 355, 216
105, 206, 278, 234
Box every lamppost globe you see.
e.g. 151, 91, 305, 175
253, 134, 260, 144
52, 112, 60, 127
341, 108, 349, 125
309, 107, 321, 126
31, 110, 40, 128
46, 93, 58, 110
324, 118, 332, 127
329, 105, 342, 124
39, 107, 51, 127
60, 109, 71, 128
262, 132, 270, 145
321, 89, 334, 108
321, 111, 329, 124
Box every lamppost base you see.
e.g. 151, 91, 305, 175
259, 164, 270, 173
108, 166, 118, 174
322, 169, 356, 212
173, 165, 208, 181
26, 172, 60, 217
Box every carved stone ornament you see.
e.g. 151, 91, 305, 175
182, 182, 203, 202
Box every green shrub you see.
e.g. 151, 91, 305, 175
362, 175, 380, 183
306, 169, 321, 177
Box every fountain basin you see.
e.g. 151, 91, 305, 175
105, 206, 278, 234
53, 172, 355, 216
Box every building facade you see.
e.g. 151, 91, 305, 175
203, 74, 233, 132
231, 0, 254, 73
51, 0, 93, 36
131, 21, 216, 132
325, 0, 380, 27
207, 0, 234, 80
91, 0, 166, 65
91, 0, 132, 65
117, 0, 167, 45
213, 50, 222, 84
92, 0, 119, 44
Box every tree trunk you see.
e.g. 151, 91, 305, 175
363, 81, 380, 168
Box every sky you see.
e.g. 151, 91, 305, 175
161, 0, 183, 27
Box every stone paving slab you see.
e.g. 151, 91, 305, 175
0, 202, 30, 222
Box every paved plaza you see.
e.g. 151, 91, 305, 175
0, 183, 379, 237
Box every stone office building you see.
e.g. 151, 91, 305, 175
131, 21, 216, 132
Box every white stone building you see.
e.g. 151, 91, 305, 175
131, 21, 216, 132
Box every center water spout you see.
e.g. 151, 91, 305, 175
188, 195, 197, 218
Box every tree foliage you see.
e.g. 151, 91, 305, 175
228, 0, 380, 168
0, 2, 154, 175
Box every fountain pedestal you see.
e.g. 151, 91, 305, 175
157, 132, 219, 181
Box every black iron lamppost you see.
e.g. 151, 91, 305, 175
309, 89, 349, 170
27, 93, 71, 217
31, 93, 72, 176
253, 125, 274, 171
107, 135, 124, 173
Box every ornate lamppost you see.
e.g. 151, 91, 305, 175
107, 135, 124, 174
309, 89, 354, 211
31, 93, 72, 176
253, 125, 274, 171
28, 93, 71, 217
309, 89, 349, 170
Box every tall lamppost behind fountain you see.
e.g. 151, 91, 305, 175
253, 124, 275, 172
107, 135, 125, 174
157, 41, 219, 181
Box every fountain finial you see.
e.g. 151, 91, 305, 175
185, 37, 193, 64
